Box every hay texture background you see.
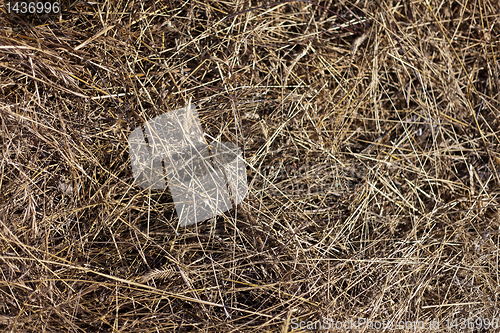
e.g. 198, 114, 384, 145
1, 0, 500, 331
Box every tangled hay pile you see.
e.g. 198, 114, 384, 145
1, 0, 499, 331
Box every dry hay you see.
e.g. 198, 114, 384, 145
1, 0, 500, 331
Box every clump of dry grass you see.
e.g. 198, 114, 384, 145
1, 0, 500, 331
